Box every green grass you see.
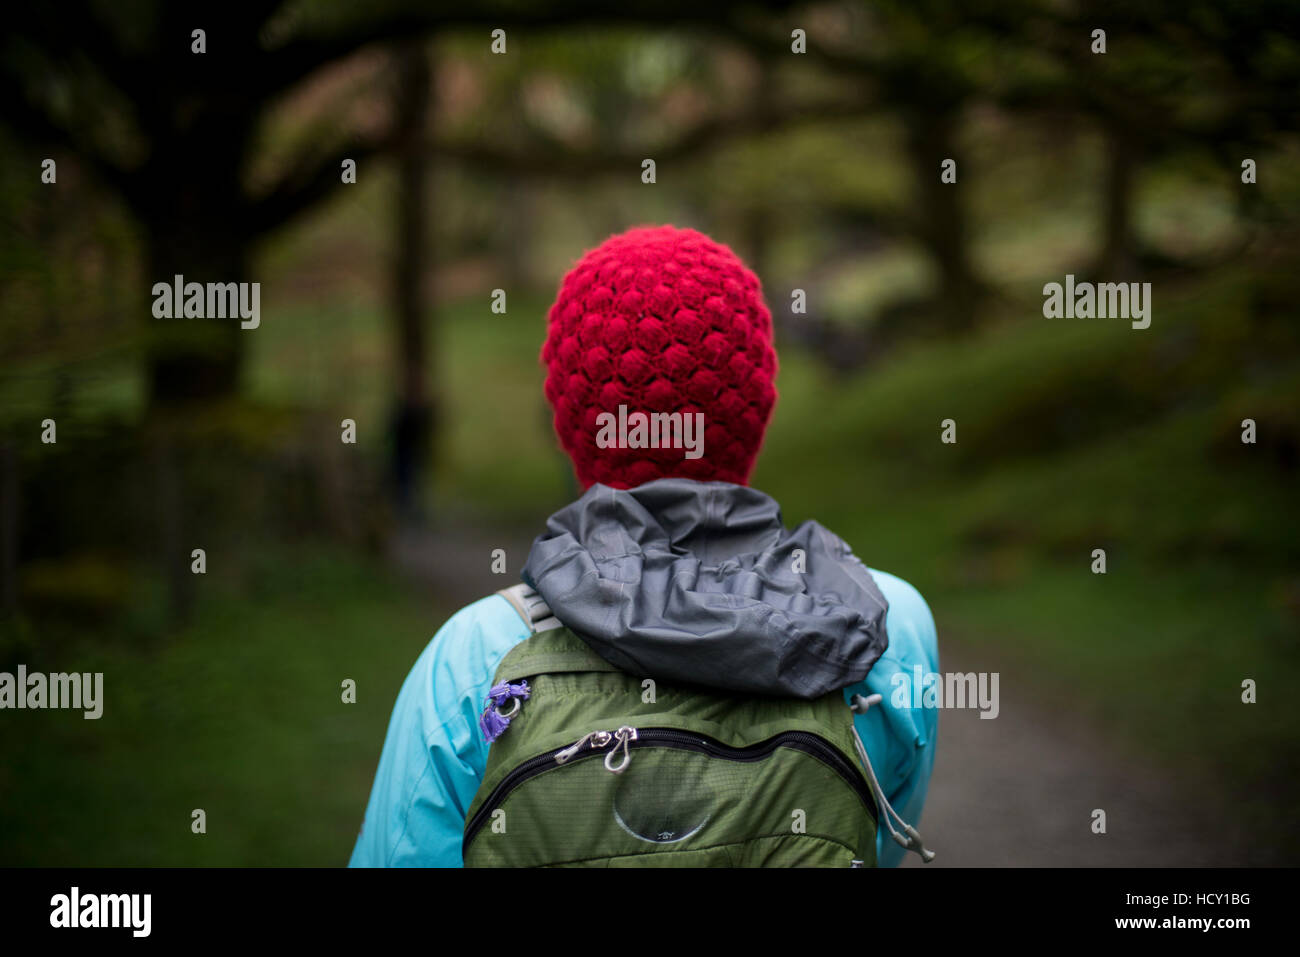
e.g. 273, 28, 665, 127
0, 548, 445, 865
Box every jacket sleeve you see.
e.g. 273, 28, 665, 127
845, 570, 940, 867
348, 595, 530, 867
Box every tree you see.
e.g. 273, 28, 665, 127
3, 0, 793, 406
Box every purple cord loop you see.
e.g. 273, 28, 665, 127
479, 680, 530, 743
487, 680, 530, 707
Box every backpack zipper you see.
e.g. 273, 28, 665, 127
463, 725, 877, 853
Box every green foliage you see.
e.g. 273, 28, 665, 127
0, 547, 442, 865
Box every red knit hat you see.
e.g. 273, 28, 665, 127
541, 225, 778, 490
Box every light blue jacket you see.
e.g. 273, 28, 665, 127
349, 568, 938, 867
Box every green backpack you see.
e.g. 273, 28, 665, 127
462, 584, 881, 867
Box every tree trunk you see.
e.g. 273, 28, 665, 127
140, 116, 253, 407
0, 443, 17, 616
905, 108, 981, 332
1095, 120, 1138, 278
389, 40, 435, 515
145, 435, 193, 628
146, 228, 248, 405
136, 125, 253, 622
744, 54, 778, 282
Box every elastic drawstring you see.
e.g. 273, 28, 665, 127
849, 693, 936, 863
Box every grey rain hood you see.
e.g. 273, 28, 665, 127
520, 479, 890, 700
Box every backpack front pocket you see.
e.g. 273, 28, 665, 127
463, 724, 877, 867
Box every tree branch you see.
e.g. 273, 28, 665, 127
248, 134, 394, 234
434, 95, 868, 178
0, 65, 144, 207
259, 1, 801, 97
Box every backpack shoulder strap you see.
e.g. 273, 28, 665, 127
492, 587, 621, 684
496, 582, 562, 634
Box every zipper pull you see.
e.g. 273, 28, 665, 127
604, 726, 638, 774
554, 729, 612, 764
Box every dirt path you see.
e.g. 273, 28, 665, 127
391, 522, 1261, 867
902, 644, 1257, 866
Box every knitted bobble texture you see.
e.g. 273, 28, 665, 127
541, 225, 778, 489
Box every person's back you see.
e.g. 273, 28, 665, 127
350, 226, 939, 867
